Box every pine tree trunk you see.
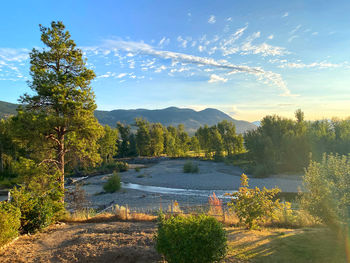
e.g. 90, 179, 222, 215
57, 130, 65, 201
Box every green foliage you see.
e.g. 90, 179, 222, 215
155, 214, 227, 263
183, 161, 199, 173
16, 21, 104, 194
115, 161, 128, 172
98, 125, 118, 164
103, 172, 121, 193
10, 158, 64, 233
0, 201, 21, 247
227, 174, 281, 229
301, 154, 350, 227
150, 123, 164, 156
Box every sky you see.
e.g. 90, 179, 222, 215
0, 0, 350, 122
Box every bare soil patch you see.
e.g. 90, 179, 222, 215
0, 221, 161, 263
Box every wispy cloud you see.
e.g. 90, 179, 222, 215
282, 12, 289, 18
101, 39, 294, 96
208, 15, 216, 24
208, 74, 227, 83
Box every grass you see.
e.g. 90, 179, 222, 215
226, 227, 348, 263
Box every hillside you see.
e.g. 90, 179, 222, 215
0, 101, 256, 134
95, 107, 256, 134
0, 100, 18, 119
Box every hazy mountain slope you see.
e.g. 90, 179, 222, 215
95, 107, 257, 134
0, 100, 18, 119
0, 101, 257, 134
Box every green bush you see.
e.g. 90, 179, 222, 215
103, 172, 121, 193
10, 187, 56, 233
301, 154, 350, 227
155, 214, 227, 263
0, 202, 21, 247
227, 174, 281, 229
116, 161, 128, 172
183, 161, 199, 173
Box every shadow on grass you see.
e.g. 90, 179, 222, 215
225, 227, 348, 263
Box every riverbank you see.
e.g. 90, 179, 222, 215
72, 159, 303, 210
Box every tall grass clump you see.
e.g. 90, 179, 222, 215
103, 172, 121, 193
155, 214, 227, 263
183, 161, 199, 173
0, 202, 21, 247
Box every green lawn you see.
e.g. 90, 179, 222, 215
225, 227, 348, 263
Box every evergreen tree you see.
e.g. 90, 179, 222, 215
17, 21, 103, 193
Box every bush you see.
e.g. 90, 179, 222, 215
116, 161, 128, 172
155, 214, 227, 263
0, 202, 21, 247
103, 172, 121, 193
10, 187, 56, 233
183, 161, 199, 173
227, 173, 281, 229
301, 154, 350, 227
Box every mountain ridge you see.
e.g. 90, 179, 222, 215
0, 100, 257, 134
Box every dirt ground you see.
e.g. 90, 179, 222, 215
0, 221, 161, 263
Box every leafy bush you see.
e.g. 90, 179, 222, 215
116, 161, 128, 172
9, 158, 64, 233
183, 161, 199, 173
227, 173, 281, 229
103, 172, 121, 193
155, 214, 227, 263
301, 154, 350, 227
10, 187, 56, 233
0, 202, 21, 247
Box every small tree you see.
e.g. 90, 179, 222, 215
227, 174, 280, 229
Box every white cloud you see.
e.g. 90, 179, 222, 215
208, 15, 216, 24
227, 17, 232, 22
288, 35, 299, 42
239, 32, 288, 56
282, 12, 289, 18
278, 61, 345, 69
177, 36, 188, 48
290, 25, 302, 35
208, 74, 228, 83
268, 35, 274, 40
159, 37, 170, 47
312, 32, 319, 36
155, 65, 167, 73
102, 39, 294, 96
198, 45, 205, 52
117, 73, 127, 78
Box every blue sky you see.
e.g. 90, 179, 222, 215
1, 0, 350, 121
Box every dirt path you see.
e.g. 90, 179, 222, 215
0, 221, 161, 263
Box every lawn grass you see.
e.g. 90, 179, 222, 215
225, 227, 348, 263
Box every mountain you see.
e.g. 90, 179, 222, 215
0, 101, 257, 134
0, 100, 18, 119
252, 121, 261, 127
95, 107, 257, 134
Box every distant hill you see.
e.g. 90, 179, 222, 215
0, 100, 18, 119
252, 121, 261, 127
95, 107, 257, 134
0, 101, 257, 134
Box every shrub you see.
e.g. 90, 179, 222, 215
155, 214, 227, 263
10, 187, 56, 233
183, 161, 199, 173
301, 154, 350, 227
116, 161, 128, 172
0, 202, 21, 247
227, 173, 281, 229
103, 172, 121, 193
